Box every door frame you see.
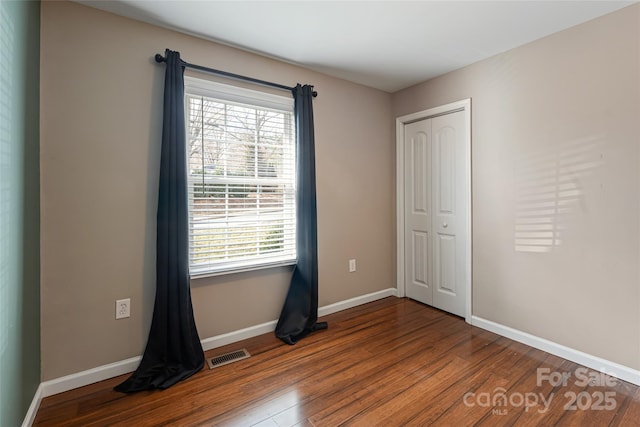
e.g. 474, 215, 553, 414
395, 99, 472, 323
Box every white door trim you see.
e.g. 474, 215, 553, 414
396, 99, 472, 323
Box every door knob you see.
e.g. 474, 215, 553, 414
443, 222, 448, 228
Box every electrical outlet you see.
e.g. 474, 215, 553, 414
349, 259, 356, 273
116, 298, 130, 319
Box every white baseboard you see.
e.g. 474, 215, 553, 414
21, 384, 43, 427
471, 315, 640, 386
319, 287, 398, 317
200, 287, 397, 351
33, 287, 398, 407
40, 355, 142, 399
200, 320, 278, 352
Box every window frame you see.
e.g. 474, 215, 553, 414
184, 76, 297, 278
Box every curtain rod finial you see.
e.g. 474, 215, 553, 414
155, 54, 166, 63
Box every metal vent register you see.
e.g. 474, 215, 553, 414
207, 348, 251, 369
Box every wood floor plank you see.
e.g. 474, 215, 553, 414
33, 297, 640, 426
609, 386, 640, 426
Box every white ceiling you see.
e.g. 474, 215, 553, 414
77, 1, 635, 92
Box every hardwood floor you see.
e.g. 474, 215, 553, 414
34, 297, 640, 426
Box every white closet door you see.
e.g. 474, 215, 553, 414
404, 119, 433, 305
431, 111, 466, 317
404, 110, 467, 317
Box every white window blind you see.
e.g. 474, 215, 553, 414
184, 78, 296, 277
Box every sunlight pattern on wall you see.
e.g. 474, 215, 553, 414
514, 135, 603, 253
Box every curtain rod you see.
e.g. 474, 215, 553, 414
154, 53, 317, 98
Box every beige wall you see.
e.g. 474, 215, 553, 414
393, 4, 640, 370
41, 1, 640, 381
40, 1, 394, 380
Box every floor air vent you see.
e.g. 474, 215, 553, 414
207, 348, 251, 369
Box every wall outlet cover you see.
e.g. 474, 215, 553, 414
116, 298, 130, 319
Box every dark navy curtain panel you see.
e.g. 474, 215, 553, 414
115, 49, 204, 392
275, 85, 328, 345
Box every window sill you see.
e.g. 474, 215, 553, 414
189, 259, 297, 280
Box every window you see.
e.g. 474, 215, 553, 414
184, 77, 296, 277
